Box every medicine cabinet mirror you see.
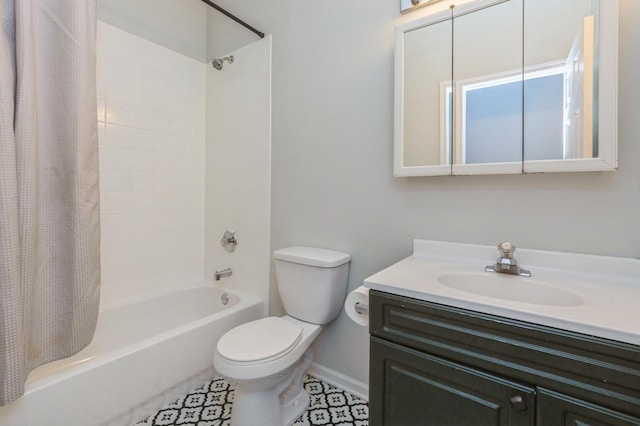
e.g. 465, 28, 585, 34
394, 0, 618, 177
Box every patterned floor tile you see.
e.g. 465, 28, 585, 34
134, 375, 368, 426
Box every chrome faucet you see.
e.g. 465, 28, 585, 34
485, 242, 531, 277
214, 267, 233, 281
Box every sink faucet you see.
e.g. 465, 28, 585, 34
485, 242, 531, 277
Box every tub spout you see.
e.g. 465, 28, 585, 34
214, 267, 232, 281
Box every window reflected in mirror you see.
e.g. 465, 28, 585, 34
452, 0, 523, 173
444, 63, 564, 164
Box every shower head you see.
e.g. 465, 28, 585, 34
212, 55, 234, 70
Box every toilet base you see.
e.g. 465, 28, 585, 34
229, 348, 313, 426
280, 387, 310, 426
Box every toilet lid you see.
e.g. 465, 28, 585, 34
217, 317, 303, 364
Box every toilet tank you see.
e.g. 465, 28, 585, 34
273, 247, 351, 325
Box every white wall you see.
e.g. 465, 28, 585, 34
97, 22, 206, 308
205, 37, 273, 312
269, 0, 640, 388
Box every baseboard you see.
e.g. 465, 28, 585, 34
307, 362, 369, 402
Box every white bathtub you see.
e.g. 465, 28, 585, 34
0, 285, 263, 426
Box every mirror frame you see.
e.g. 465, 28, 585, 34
393, 0, 618, 177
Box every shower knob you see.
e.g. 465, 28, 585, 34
220, 230, 237, 252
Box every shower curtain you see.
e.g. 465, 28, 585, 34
0, 0, 100, 405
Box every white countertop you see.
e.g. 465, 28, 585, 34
364, 240, 640, 346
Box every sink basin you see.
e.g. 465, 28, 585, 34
438, 273, 583, 307
364, 240, 640, 345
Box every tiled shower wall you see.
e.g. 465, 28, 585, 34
97, 22, 206, 308
205, 37, 272, 312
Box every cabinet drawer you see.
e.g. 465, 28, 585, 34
537, 388, 640, 426
369, 290, 640, 417
370, 337, 536, 426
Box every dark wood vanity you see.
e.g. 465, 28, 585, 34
369, 290, 640, 425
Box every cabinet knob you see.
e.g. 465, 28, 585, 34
510, 395, 527, 412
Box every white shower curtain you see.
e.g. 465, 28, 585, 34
0, 0, 100, 405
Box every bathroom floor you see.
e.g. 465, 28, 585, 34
134, 375, 369, 426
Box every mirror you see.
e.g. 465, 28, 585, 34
394, 0, 618, 177
400, 16, 452, 175
452, 0, 523, 175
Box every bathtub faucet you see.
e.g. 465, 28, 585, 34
214, 267, 233, 281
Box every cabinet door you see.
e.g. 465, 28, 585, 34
537, 388, 640, 426
370, 337, 535, 426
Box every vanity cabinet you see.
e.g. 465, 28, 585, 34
370, 338, 536, 425
369, 290, 640, 426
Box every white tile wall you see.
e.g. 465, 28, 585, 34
97, 22, 270, 310
98, 22, 206, 308
205, 37, 272, 312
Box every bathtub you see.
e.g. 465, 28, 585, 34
0, 285, 263, 426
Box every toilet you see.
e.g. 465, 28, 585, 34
213, 246, 351, 426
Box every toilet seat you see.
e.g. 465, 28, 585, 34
217, 317, 302, 365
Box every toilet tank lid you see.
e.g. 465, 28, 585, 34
273, 246, 351, 268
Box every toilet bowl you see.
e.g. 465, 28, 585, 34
213, 247, 351, 426
214, 316, 322, 426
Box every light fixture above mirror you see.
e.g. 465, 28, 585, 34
401, 0, 445, 14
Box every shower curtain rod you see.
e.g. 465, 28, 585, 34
200, 0, 265, 39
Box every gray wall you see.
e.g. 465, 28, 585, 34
98, 0, 208, 61
206, 5, 266, 59
97, 0, 266, 61
269, 0, 640, 386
